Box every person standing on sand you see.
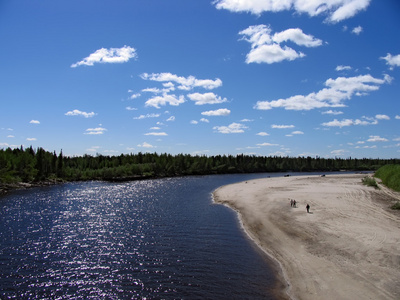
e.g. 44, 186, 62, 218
290, 199, 293, 207
306, 204, 310, 213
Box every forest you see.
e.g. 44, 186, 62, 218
1, 146, 399, 184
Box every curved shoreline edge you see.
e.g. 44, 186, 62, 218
213, 174, 400, 300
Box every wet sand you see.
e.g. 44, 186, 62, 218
213, 174, 400, 300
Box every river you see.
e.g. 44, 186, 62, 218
0, 173, 294, 299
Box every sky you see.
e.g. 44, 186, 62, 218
0, 0, 399, 158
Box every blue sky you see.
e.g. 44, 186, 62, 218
1, 0, 399, 158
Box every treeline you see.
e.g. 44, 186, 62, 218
1, 146, 399, 183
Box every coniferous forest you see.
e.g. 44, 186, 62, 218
1, 146, 399, 187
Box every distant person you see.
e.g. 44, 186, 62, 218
293, 200, 296, 207
306, 204, 310, 213
290, 199, 293, 207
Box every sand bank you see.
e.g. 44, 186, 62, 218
213, 174, 400, 300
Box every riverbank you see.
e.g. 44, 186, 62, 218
213, 174, 400, 300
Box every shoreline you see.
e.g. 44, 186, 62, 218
213, 174, 400, 300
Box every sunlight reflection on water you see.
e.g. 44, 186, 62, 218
0, 174, 282, 299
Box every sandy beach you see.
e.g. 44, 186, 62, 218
213, 174, 400, 300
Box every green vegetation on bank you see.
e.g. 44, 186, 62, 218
362, 176, 379, 189
1, 146, 399, 185
374, 165, 400, 192
374, 164, 400, 210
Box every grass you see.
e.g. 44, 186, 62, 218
391, 202, 400, 210
362, 176, 379, 189
374, 164, 400, 192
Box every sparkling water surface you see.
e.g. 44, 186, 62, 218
0, 173, 290, 299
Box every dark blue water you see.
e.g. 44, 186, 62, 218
0, 173, 289, 299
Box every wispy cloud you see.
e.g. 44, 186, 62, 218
71, 45, 137, 68
256, 142, 279, 146
137, 142, 155, 148
213, 122, 248, 134
214, 0, 371, 22
239, 25, 322, 64
201, 108, 231, 116
141, 72, 222, 90
367, 135, 388, 142
256, 132, 269, 136
65, 109, 96, 118
322, 117, 378, 127
144, 132, 168, 136
255, 74, 391, 111
133, 113, 161, 120
84, 127, 107, 135
322, 110, 344, 115
30, 120, 40, 124
271, 124, 295, 129
26, 137, 37, 141
336, 65, 352, 71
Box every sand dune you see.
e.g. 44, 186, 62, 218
213, 174, 400, 300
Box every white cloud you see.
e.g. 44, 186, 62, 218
65, 109, 96, 118
30, 120, 40, 124
239, 25, 322, 64
271, 124, 295, 129
396, 115, 400, 120
126, 106, 137, 111
331, 149, 348, 155
256, 142, 279, 146
134, 113, 161, 120
255, 74, 390, 111
380, 53, 400, 70
141, 72, 222, 90
166, 116, 175, 122
138, 142, 154, 148
213, 122, 248, 134
187, 92, 228, 105
190, 120, 199, 125
130, 93, 141, 99
84, 127, 107, 135
200, 118, 209, 123
367, 135, 388, 142
352, 26, 363, 35
336, 65, 352, 71
26, 137, 37, 141
375, 114, 390, 120
214, 0, 371, 22
201, 108, 231, 116
144, 132, 168, 136
322, 110, 344, 115
256, 132, 269, 136
322, 117, 378, 127
71, 45, 137, 68
7, 135, 14, 138
145, 94, 185, 108
292, 131, 304, 134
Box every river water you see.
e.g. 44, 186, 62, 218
0, 173, 290, 299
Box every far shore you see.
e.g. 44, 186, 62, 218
213, 174, 400, 300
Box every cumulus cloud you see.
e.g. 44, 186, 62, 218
321, 117, 378, 127
71, 45, 137, 68
256, 132, 270, 136
141, 72, 222, 90
352, 26, 363, 35
65, 109, 96, 118
375, 114, 390, 120
201, 108, 231, 116
200, 118, 209, 123
187, 92, 228, 105
367, 135, 388, 142
133, 113, 161, 120
190, 120, 199, 125
213, 122, 248, 134
322, 110, 344, 115
145, 94, 185, 108
380, 53, 400, 70
271, 124, 295, 129
30, 120, 40, 124
239, 25, 322, 64
255, 74, 391, 111
84, 127, 107, 135
214, 0, 371, 22
137, 142, 154, 148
